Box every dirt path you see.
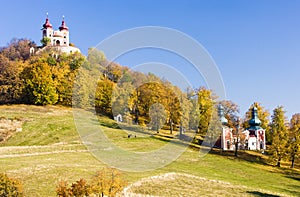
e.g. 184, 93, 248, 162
0, 144, 88, 158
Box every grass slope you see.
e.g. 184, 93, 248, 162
0, 105, 299, 196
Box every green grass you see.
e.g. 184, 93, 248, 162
0, 105, 299, 196
0, 105, 80, 146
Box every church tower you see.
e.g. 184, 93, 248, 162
244, 106, 266, 150
42, 13, 53, 43
58, 16, 69, 46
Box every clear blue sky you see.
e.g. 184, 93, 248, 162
1, 0, 300, 119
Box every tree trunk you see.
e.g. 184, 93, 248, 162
277, 157, 281, 167
170, 119, 173, 134
291, 155, 295, 168
234, 139, 238, 157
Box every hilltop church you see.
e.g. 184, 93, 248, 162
33, 14, 80, 54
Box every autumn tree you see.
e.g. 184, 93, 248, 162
197, 87, 215, 135
269, 106, 289, 167
149, 103, 167, 132
219, 100, 239, 129
1, 38, 35, 61
0, 173, 23, 197
189, 99, 200, 132
90, 167, 126, 197
289, 113, 300, 168
21, 61, 58, 105
163, 82, 181, 134
0, 54, 25, 104
95, 78, 115, 116
205, 106, 222, 148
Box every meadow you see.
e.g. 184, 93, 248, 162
0, 105, 299, 196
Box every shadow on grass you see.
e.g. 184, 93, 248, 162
285, 175, 300, 181
208, 148, 272, 166
246, 191, 280, 197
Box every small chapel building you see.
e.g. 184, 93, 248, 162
243, 107, 266, 150
216, 105, 266, 151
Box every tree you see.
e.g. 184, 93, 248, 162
1, 38, 35, 61
205, 106, 222, 148
149, 103, 167, 132
0, 54, 25, 104
289, 113, 300, 168
40, 36, 51, 46
21, 61, 58, 105
90, 167, 126, 197
242, 102, 271, 143
269, 106, 288, 167
219, 100, 239, 129
189, 99, 200, 132
197, 87, 215, 135
95, 78, 115, 116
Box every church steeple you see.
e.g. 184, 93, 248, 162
59, 15, 69, 31
248, 106, 261, 129
43, 13, 53, 29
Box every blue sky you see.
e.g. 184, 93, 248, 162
1, 0, 300, 119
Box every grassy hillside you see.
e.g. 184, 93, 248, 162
0, 105, 299, 196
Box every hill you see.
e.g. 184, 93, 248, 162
0, 105, 299, 196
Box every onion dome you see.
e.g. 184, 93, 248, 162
248, 106, 261, 130
59, 16, 69, 31
218, 104, 228, 125
43, 14, 53, 29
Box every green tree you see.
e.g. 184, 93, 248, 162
40, 36, 51, 46
269, 106, 288, 167
197, 87, 215, 135
242, 102, 271, 143
289, 113, 300, 168
21, 62, 58, 105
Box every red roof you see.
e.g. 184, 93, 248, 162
59, 19, 69, 31
43, 17, 53, 29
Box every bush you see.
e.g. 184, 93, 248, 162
0, 173, 23, 197
56, 168, 126, 197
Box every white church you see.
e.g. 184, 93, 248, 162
38, 14, 80, 54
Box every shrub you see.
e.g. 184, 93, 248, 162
0, 173, 23, 197
56, 168, 126, 197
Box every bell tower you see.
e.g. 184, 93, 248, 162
41, 13, 53, 40
59, 15, 69, 46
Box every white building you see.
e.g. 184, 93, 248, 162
40, 14, 80, 54
216, 105, 266, 151
243, 107, 266, 151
